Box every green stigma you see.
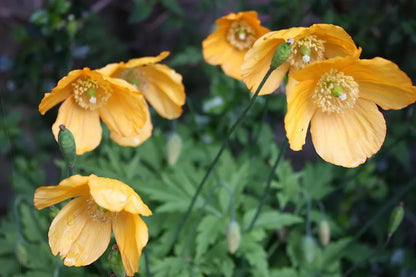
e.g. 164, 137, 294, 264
87, 87, 96, 97
299, 46, 311, 57
331, 85, 343, 97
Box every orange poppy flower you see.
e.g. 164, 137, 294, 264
38, 68, 150, 155
98, 52, 186, 120
34, 174, 152, 276
241, 24, 361, 95
202, 11, 270, 80
285, 56, 416, 167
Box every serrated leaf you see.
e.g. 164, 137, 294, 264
195, 215, 226, 259
239, 233, 269, 277
243, 210, 303, 231
270, 267, 298, 277
302, 162, 335, 200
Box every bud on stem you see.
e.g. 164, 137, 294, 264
271, 40, 292, 69
58, 124, 76, 174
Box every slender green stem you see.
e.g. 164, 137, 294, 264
144, 246, 152, 277
181, 183, 235, 257
168, 66, 276, 252
247, 139, 288, 232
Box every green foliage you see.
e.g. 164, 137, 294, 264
1, 0, 416, 276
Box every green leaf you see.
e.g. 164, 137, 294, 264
195, 215, 227, 259
270, 267, 298, 277
243, 210, 303, 231
239, 233, 269, 277
129, 0, 154, 23
302, 162, 335, 200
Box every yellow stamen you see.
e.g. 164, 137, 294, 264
73, 77, 112, 110
287, 35, 325, 70
226, 21, 256, 50
313, 69, 359, 113
86, 198, 113, 223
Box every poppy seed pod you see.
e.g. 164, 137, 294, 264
58, 124, 76, 168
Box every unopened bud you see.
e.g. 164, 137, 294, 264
319, 219, 331, 246
388, 202, 405, 238
226, 220, 241, 254
271, 41, 292, 69
15, 240, 29, 267
166, 133, 182, 166
301, 235, 317, 264
58, 124, 76, 167
108, 244, 126, 277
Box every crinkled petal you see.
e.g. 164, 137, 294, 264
113, 212, 148, 277
34, 175, 90, 210
99, 80, 148, 138
310, 99, 386, 167
88, 175, 152, 215
110, 107, 153, 147
137, 64, 185, 119
285, 78, 316, 150
51, 96, 102, 155
49, 197, 111, 267
38, 69, 82, 114
125, 52, 170, 68
97, 63, 123, 77
309, 24, 361, 58
347, 57, 416, 110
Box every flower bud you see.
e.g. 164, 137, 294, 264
166, 133, 182, 166
388, 202, 405, 238
301, 235, 317, 264
108, 244, 126, 277
271, 41, 292, 69
58, 124, 76, 167
15, 240, 29, 267
226, 220, 241, 254
319, 219, 331, 246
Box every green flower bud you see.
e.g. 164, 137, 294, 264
319, 219, 331, 246
226, 220, 241, 254
271, 42, 292, 69
301, 235, 317, 264
15, 240, 29, 267
388, 202, 405, 237
66, 18, 77, 38
58, 124, 76, 168
166, 133, 182, 166
108, 244, 126, 277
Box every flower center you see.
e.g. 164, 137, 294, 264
86, 198, 113, 223
226, 21, 256, 50
287, 35, 325, 70
312, 69, 359, 113
72, 77, 112, 110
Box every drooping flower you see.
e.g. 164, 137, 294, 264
39, 68, 151, 154
202, 11, 270, 80
285, 56, 416, 167
241, 24, 362, 95
98, 52, 186, 119
33, 174, 152, 276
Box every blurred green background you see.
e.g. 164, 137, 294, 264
0, 0, 415, 276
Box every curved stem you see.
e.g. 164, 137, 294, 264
168, 66, 276, 252
247, 139, 288, 232
144, 246, 152, 277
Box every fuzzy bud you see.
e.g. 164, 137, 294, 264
226, 220, 241, 254
58, 124, 76, 168
319, 219, 331, 246
388, 202, 405, 238
301, 235, 317, 264
271, 41, 292, 69
15, 240, 29, 267
166, 133, 182, 166
108, 244, 126, 277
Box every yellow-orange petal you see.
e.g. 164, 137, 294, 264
137, 64, 185, 119
110, 107, 153, 147
38, 69, 83, 114
308, 24, 361, 58
34, 175, 90, 210
51, 96, 102, 155
49, 197, 112, 266
125, 52, 170, 68
284, 79, 316, 151
346, 57, 416, 110
88, 175, 152, 216
99, 78, 147, 137
310, 99, 386, 167
97, 62, 123, 77
241, 28, 305, 95
112, 212, 148, 277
